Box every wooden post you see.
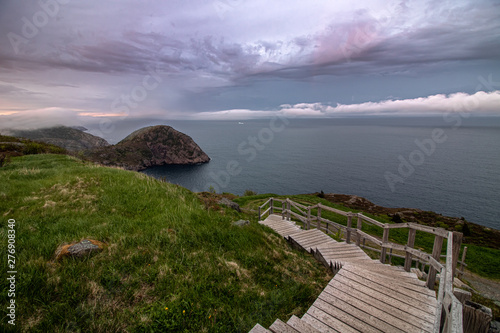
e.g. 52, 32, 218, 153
286, 199, 291, 221
452, 231, 463, 280
362, 238, 366, 249
270, 198, 274, 215
258, 206, 261, 221
388, 248, 393, 264
317, 205, 321, 229
404, 228, 417, 272
346, 214, 352, 244
380, 226, 389, 264
459, 246, 468, 279
306, 207, 311, 230
356, 215, 362, 246
427, 235, 444, 290
281, 201, 285, 220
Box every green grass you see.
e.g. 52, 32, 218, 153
0, 155, 331, 332
235, 194, 500, 280
463, 245, 500, 278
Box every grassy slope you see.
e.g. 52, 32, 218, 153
0, 155, 331, 332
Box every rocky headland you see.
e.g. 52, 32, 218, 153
84, 125, 210, 171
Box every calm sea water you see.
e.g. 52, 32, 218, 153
137, 117, 500, 229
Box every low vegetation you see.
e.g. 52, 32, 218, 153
0, 134, 67, 167
0, 154, 330, 332
2, 153, 499, 331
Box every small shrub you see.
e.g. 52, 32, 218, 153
331, 228, 342, 242
462, 222, 471, 236
437, 221, 448, 229
244, 189, 257, 196
318, 190, 325, 198
0, 153, 7, 167
23, 142, 44, 155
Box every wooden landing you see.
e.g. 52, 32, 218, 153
259, 214, 302, 237
251, 215, 438, 333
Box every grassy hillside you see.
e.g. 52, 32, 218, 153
0, 155, 331, 332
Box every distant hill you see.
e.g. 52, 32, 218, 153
0, 134, 67, 166
85, 125, 210, 170
11, 126, 109, 151
8, 125, 210, 171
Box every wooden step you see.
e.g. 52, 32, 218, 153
249, 323, 272, 333
332, 273, 435, 325
286, 315, 320, 333
289, 230, 336, 252
321, 284, 428, 333
260, 221, 302, 237
269, 318, 300, 333
340, 265, 437, 302
325, 281, 433, 333
250, 213, 439, 333
301, 312, 341, 333
336, 267, 437, 315
306, 305, 363, 333
314, 295, 402, 333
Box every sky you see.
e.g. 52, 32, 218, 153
1, 0, 500, 134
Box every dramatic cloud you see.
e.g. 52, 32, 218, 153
0, 0, 499, 125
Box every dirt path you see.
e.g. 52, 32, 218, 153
463, 270, 500, 305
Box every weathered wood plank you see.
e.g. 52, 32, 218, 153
405, 228, 416, 272
358, 214, 385, 228
451, 231, 463, 279
269, 318, 300, 333
317, 290, 406, 333
290, 231, 329, 243
361, 269, 430, 289
301, 313, 340, 333
356, 230, 383, 246
341, 265, 437, 303
337, 267, 437, 315
408, 223, 448, 237
427, 235, 444, 290
385, 222, 410, 229
306, 305, 360, 333
259, 198, 272, 209
326, 282, 433, 333
287, 315, 321, 333
332, 273, 435, 325
249, 323, 272, 333
317, 204, 350, 217
313, 298, 385, 333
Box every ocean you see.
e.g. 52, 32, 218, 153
130, 116, 500, 229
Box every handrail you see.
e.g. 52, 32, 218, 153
259, 197, 464, 332
434, 232, 463, 333
317, 203, 350, 217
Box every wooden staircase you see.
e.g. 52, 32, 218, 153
250, 214, 440, 333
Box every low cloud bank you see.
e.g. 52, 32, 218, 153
192, 90, 500, 120
1, 91, 499, 130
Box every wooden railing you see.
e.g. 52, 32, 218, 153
259, 198, 464, 333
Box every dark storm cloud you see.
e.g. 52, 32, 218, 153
0, 0, 499, 126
